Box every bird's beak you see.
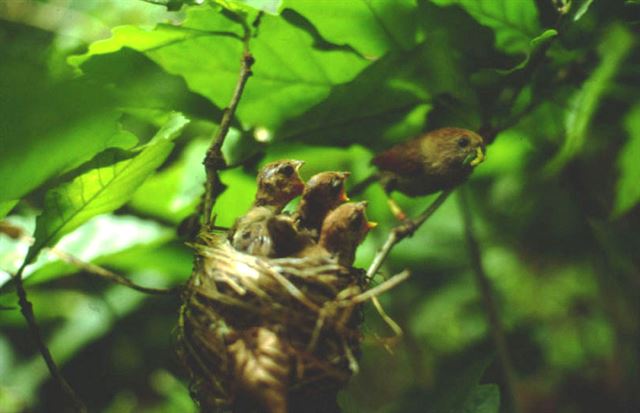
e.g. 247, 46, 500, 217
292, 160, 305, 171
339, 188, 350, 202
470, 147, 485, 166
464, 147, 485, 167
367, 221, 378, 230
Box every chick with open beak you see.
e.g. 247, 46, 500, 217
230, 159, 305, 257
297, 201, 376, 267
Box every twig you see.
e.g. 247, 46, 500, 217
59, 252, 178, 296
366, 189, 453, 280
1, 221, 176, 295
458, 189, 521, 413
12, 264, 88, 413
201, 20, 256, 228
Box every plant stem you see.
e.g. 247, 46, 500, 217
201, 24, 255, 228
12, 264, 88, 413
458, 189, 521, 413
366, 189, 452, 280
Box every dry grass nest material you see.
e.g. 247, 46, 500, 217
177, 228, 408, 413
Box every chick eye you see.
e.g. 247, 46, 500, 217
280, 165, 295, 177
350, 214, 363, 229
457, 136, 470, 148
330, 179, 342, 192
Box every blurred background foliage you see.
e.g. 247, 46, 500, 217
1, 0, 639, 412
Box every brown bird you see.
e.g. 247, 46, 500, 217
230, 159, 305, 256
369, 127, 486, 219
297, 202, 376, 267
294, 171, 350, 237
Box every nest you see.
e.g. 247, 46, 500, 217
177, 231, 369, 413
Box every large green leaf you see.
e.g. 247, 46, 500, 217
25, 113, 189, 263
0, 22, 137, 202
614, 104, 640, 216
546, 24, 634, 173
430, 0, 543, 56
129, 138, 209, 223
278, 1, 522, 147
0, 201, 18, 220
70, 6, 369, 132
283, 0, 421, 58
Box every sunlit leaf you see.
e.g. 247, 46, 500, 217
573, 0, 596, 21
614, 104, 640, 216
284, 0, 420, 58
25, 113, 189, 263
546, 24, 634, 173
70, 6, 369, 132
0, 22, 144, 203
129, 138, 209, 223
216, 0, 283, 15
0, 201, 18, 220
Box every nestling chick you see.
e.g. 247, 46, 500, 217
297, 202, 376, 267
294, 171, 350, 237
371, 127, 485, 219
230, 160, 304, 256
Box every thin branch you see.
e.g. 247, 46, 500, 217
366, 189, 453, 280
12, 264, 88, 413
201, 20, 256, 228
59, 252, 178, 296
1, 221, 177, 295
458, 189, 521, 413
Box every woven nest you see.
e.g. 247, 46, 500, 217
177, 231, 368, 413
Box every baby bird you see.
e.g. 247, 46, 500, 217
294, 171, 350, 237
297, 202, 376, 267
371, 127, 485, 219
230, 159, 305, 256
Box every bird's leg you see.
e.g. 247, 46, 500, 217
386, 196, 407, 221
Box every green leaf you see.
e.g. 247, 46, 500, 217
546, 24, 635, 173
614, 104, 640, 217
27, 216, 173, 286
430, 0, 543, 56
573, 0, 596, 21
0, 75, 136, 203
129, 138, 209, 223
25, 113, 189, 263
70, 7, 368, 132
216, 0, 283, 15
0, 201, 18, 220
283, 0, 421, 58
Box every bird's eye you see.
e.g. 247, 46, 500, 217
279, 164, 295, 177
350, 214, 363, 229
457, 136, 470, 148
330, 179, 342, 192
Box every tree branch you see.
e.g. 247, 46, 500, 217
12, 264, 87, 413
366, 189, 453, 280
200, 20, 256, 228
1, 221, 177, 296
458, 189, 521, 413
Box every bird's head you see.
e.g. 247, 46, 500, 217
255, 159, 305, 210
301, 171, 350, 210
424, 127, 486, 171
319, 201, 376, 266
